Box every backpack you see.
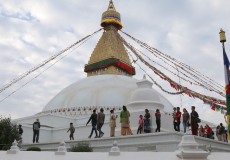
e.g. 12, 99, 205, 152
34, 123, 39, 130
219, 126, 225, 134
70, 126, 75, 133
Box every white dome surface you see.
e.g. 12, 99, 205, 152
43, 75, 174, 112
127, 78, 169, 111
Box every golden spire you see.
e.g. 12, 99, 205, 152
84, 0, 135, 77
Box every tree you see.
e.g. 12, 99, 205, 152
69, 142, 93, 152
0, 116, 19, 150
26, 147, 41, 151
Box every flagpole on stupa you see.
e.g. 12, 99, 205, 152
219, 29, 230, 142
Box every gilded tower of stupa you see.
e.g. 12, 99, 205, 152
84, 0, 135, 77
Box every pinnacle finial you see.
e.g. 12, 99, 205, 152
219, 28, 226, 43
109, 140, 120, 156
101, 0, 122, 30
7, 140, 19, 154
108, 0, 116, 11
55, 141, 67, 155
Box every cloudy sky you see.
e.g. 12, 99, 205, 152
0, 0, 230, 125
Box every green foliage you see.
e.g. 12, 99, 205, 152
0, 116, 19, 150
69, 142, 93, 152
1, 145, 11, 150
26, 147, 41, 151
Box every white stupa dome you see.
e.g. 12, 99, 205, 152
127, 77, 164, 111
43, 75, 174, 112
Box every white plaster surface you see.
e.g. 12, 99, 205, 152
3, 135, 230, 160
43, 75, 174, 112
1, 151, 230, 160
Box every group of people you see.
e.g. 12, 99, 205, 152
86, 105, 133, 138
215, 123, 228, 142
199, 124, 214, 139
17, 118, 40, 145
198, 123, 228, 142
109, 106, 159, 137
28, 106, 161, 143
18, 108, 115, 143
37, 105, 229, 143
86, 108, 105, 138
172, 106, 228, 143
86, 106, 162, 138
137, 108, 161, 134
172, 106, 200, 135
18, 105, 228, 143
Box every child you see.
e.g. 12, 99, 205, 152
17, 135, 23, 149
67, 122, 75, 140
18, 124, 23, 136
137, 115, 144, 134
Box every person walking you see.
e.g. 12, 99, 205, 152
137, 115, 144, 134
67, 122, 75, 140
175, 107, 182, 132
109, 109, 116, 137
144, 109, 151, 133
224, 130, 228, 143
190, 106, 199, 136
120, 105, 133, 136
33, 118, 40, 143
155, 109, 161, 132
216, 125, 222, 141
182, 108, 190, 133
18, 124, 23, 148
18, 124, 23, 136
86, 109, 98, 138
172, 107, 177, 131
219, 123, 226, 142
97, 108, 105, 138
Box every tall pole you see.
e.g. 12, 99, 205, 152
219, 29, 230, 142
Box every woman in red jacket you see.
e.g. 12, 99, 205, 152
205, 124, 214, 139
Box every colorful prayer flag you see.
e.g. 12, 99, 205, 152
223, 47, 230, 85
211, 105, 216, 111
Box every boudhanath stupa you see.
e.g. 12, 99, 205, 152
15, 0, 230, 152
